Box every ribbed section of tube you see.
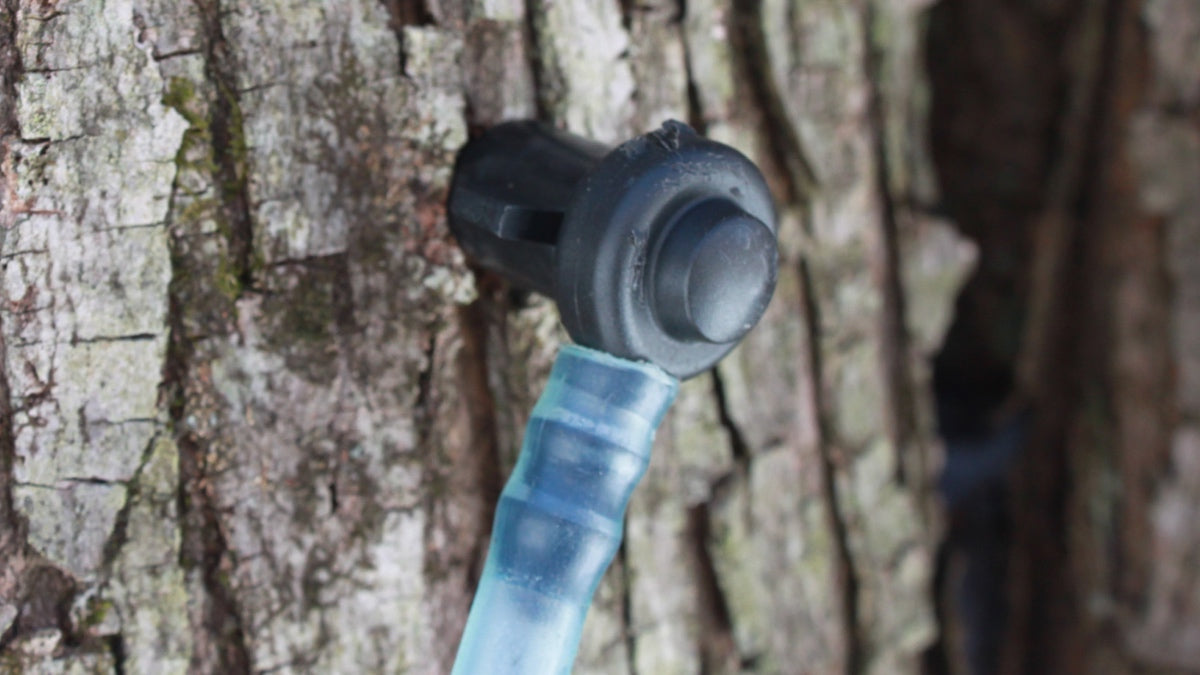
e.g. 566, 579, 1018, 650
451, 344, 678, 675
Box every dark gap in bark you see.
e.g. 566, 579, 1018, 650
166, 5, 253, 672
618, 539, 639, 675
522, 0, 552, 122
174, 413, 252, 675
70, 333, 158, 345
797, 259, 863, 674
814, 444, 863, 675
98, 438, 159, 574
620, 1, 639, 113
0, 564, 76, 652
378, 0, 435, 75
415, 335, 438, 448
0, 0, 19, 141
455, 295, 504, 589
922, 0, 1049, 661
167, 308, 252, 675
416, 332, 451, 598
107, 634, 127, 675
0, 0, 17, 563
686, 502, 740, 673
327, 254, 356, 519
727, 0, 817, 207
0, 1, 43, 655
197, 0, 255, 295
675, 0, 708, 135
618, 0, 636, 32
0, 277, 18, 594
0, 0, 20, 531
458, 267, 511, 588
710, 369, 750, 464
380, 0, 435, 29
682, 69, 707, 136
815, 444, 863, 675
327, 254, 358, 342
860, 1, 919, 486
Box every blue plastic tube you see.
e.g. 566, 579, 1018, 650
451, 344, 679, 674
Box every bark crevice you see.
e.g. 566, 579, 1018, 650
727, 0, 817, 206
0, 0, 45, 655
798, 258, 863, 673
522, 0, 551, 121
711, 369, 750, 464
166, 3, 255, 672
167, 316, 252, 675
98, 435, 160, 575
107, 634, 127, 675
455, 299, 504, 585
197, 0, 256, 296
861, 2, 919, 485
686, 502, 740, 673
677, 1, 708, 137
618, 540, 639, 675
378, 0, 435, 75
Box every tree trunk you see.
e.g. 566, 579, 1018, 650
5, 0, 1186, 674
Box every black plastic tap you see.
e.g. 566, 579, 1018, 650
448, 120, 779, 379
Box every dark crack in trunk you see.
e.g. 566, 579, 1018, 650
798, 257, 863, 674
197, 0, 255, 295
727, 0, 817, 206
861, 1, 920, 486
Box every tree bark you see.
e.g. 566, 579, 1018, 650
2, 0, 971, 673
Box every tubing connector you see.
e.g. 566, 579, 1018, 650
450, 345, 677, 675
448, 120, 779, 379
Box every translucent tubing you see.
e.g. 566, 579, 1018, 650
451, 344, 679, 675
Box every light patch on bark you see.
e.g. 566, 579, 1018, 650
530, 0, 634, 143
207, 294, 437, 672
708, 451, 842, 672
472, 0, 522, 22
5, 0, 187, 583
899, 217, 977, 355
178, 2, 477, 670
681, 0, 737, 132
624, 0, 690, 133
99, 436, 191, 675
0, 649, 115, 674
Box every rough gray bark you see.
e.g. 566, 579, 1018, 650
0, 0, 970, 673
